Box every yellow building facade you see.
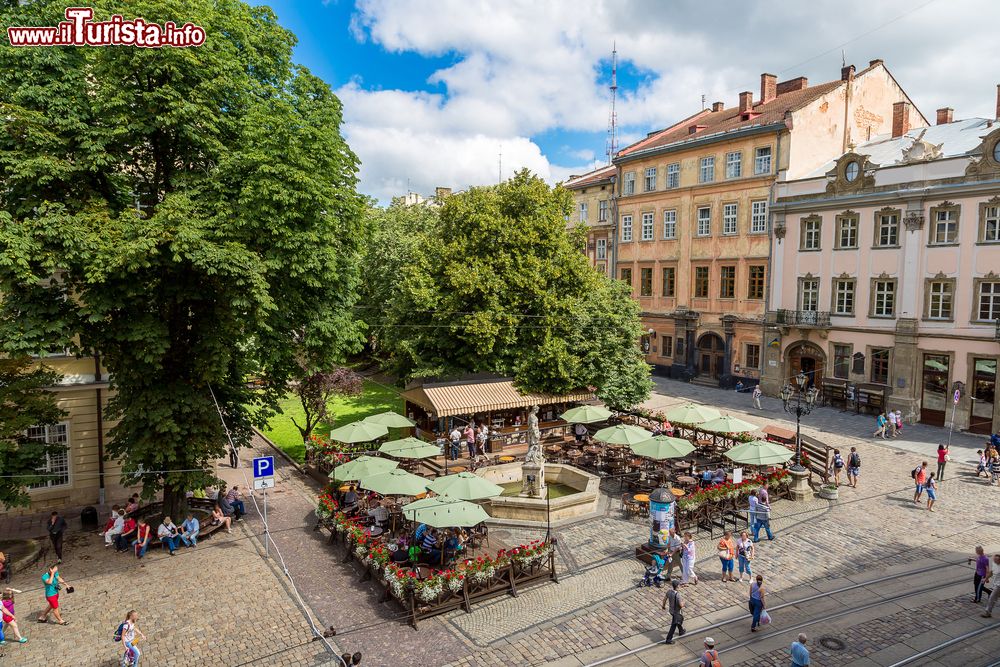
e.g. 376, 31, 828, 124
564, 165, 615, 276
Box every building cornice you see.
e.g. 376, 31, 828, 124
614, 123, 785, 165
774, 177, 1000, 213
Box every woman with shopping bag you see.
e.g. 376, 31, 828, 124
748, 574, 767, 632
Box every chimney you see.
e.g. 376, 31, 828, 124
435, 187, 452, 199
760, 73, 777, 104
688, 124, 707, 135
712, 101, 724, 112
869, 59, 884, 68
841, 64, 856, 82
892, 101, 911, 138
739, 91, 753, 114
776, 77, 808, 95
935, 107, 953, 125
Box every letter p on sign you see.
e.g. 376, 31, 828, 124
253, 456, 274, 479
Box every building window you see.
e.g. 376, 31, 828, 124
833, 345, 850, 379
662, 266, 675, 297
579, 202, 588, 222
872, 279, 896, 317
663, 209, 676, 239
978, 280, 1000, 321
747, 265, 765, 299
696, 207, 711, 236
623, 171, 636, 196
641, 212, 654, 241
981, 203, 1000, 243
694, 267, 709, 298
26, 423, 70, 489
875, 211, 899, 247
798, 278, 819, 312
930, 206, 958, 244
745, 343, 761, 370
836, 215, 858, 249
666, 163, 680, 188
924, 280, 953, 320
598, 199, 608, 222
595, 238, 607, 260
725, 151, 742, 179
662, 336, 673, 357
699, 156, 715, 183
621, 214, 632, 242
754, 146, 772, 174
722, 203, 738, 235
833, 279, 855, 315
719, 265, 735, 298
644, 167, 657, 192
640, 268, 653, 296
871, 348, 890, 385
620, 267, 633, 287
750, 200, 767, 233
801, 216, 821, 250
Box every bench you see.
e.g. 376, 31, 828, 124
125, 499, 228, 547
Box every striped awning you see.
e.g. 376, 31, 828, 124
402, 379, 594, 418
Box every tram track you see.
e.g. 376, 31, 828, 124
584, 559, 973, 666
885, 621, 1000, 667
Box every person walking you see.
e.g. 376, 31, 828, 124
936, 444, 949, 482
448, 426, 461, 461
873, 412, 887, 439
971, 546, 991, 603
699, 637, 721, 666
37, 564, 69, 625
846, 447, 861, 488
752, 489, 774, 542
736, 531, 755, 583
748, 574, 766, 632
680, 532, 698, 586
120, 609, 146, 665
829, 449, 845, 487
752, 385, 762, 410
661, 579, 686, 644
925, 473, 938, 512
981, 554, 1000, 617
1, 588, 28, 644
790, 633, 810, 666
717, 531, 736, 582
893, 410, 904, 437
47, 511, 67, 565
664, 528, 683, 580
912, 461, 928, 504
886, 411, 897, 438
464, 423, 475, 461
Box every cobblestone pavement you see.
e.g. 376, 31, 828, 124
1, 519, 333, 666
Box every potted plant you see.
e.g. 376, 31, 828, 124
818, 483, 839, 500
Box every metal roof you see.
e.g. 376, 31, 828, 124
402, 378, 593, 417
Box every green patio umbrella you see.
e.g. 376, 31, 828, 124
364, 411, 417, 428
329, 420, 389, 444
378, 437, 440, 459
663, 403, 722, 424
629, 435, 696, 460
401, 496, 490, 528
559, 405, 613, 424
725, 440, 794, 466
359, 468, 430, 496
699, 415, 761, 434
330, 455, 398, 482
426, 471, 504, 501
593, 424, 654, 447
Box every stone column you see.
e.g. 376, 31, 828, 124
721, 315, 735, 388
890, 318, 920, 423
788, 467, 813, 502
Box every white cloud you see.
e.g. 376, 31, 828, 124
340, 0, 1000, 201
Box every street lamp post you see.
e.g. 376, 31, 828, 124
780, 371, 819, 472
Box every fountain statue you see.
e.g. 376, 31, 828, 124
520, 405, 546, 498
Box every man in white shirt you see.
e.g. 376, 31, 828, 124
104, 509, 125, 546
982, 554, 1000, 617
449, 427, 461, 460
664, 528, 683, 579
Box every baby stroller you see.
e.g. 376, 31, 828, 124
639, 554, 666, 588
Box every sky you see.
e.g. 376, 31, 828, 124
263, 0, 1000, 203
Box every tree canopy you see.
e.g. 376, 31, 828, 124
0, 0, 365, 515
376, 171, 650, 409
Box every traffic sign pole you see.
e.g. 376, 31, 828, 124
252, 456, 276, 559
263, 485, 269, 559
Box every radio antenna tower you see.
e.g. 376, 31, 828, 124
606, 43, 618, 164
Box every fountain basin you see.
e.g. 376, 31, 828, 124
476, 463, 601, 523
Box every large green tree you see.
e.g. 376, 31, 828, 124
0, 0, 364, 517
0, 357, 65, 508
380, 171, 651, 409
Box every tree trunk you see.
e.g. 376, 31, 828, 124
162, 483, 186, 521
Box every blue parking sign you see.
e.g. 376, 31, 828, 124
253, 456, 274, 479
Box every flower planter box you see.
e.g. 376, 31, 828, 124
818, 486, 839, 500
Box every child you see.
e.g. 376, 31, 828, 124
1, 588, 28, 644
640, 554, 666, 588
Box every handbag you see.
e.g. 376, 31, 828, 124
717, 549, 729, 559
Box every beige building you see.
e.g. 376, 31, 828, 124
611, 61, 925, 387
564, 165, 615, 275
766, 96, 1000, 432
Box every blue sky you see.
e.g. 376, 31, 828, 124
261, 0, 999, 203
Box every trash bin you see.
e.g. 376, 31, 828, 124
80, 505, 98, 529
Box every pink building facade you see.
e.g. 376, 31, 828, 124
764, 102, 1000, 433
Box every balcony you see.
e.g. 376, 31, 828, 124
775, 309, 831, 327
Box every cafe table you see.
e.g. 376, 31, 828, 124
498, 456, 516, 464
633, 493, 650, 505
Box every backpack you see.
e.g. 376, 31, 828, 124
849, 452, 861, 467
704, 649, 722, 667
113, 621, 126, 643
910, 466, 920, 480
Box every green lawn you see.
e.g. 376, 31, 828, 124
260, 379, 404, 463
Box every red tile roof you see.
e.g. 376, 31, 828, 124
617, 78, 846, 161
564, 164, 616, 189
